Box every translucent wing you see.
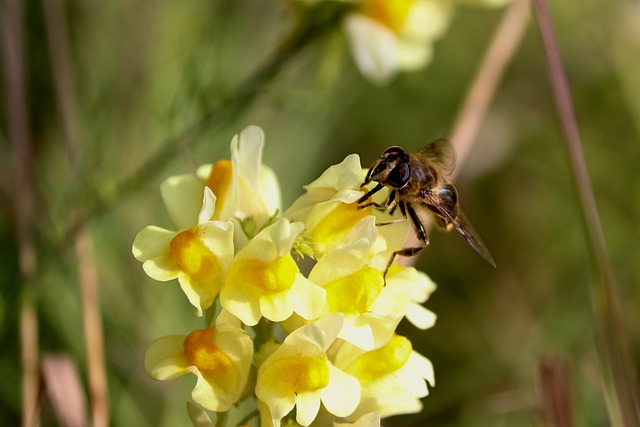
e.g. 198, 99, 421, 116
417, 139, 456, 176
422, 192, 496, 267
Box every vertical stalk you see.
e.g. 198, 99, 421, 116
532, 0, 640, 425
42, 0, 110, 425
2, 0, 39, 425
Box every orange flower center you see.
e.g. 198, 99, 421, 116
170, 227, 222, 283
206, 159, 233, 220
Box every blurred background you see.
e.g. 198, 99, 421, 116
1, 0, 639, 426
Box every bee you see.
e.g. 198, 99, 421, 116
357, 140, 496, 275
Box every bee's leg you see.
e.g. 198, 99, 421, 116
382, 203, 429, 278
359, 188, 396, 212
375, 197, 405, 227
357, 183, 384, 206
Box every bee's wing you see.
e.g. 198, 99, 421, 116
422, 192, 496, 267
417, 139, 456, 176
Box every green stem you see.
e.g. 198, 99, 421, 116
532, 1, 640, 425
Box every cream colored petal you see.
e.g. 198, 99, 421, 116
321, 362, 360, 417
196, 163, 213, 181
220, 280, 263, 326
304, 154, 364, 191
344, 14, 398, 85
259, 165, 282, 216
405, 304, 437, 330
191, 372, 234, 412
259, 290, 295, 323
334, 412, 381, 427
395, 38, 434, 71
236, 218, 304, 261
408, 351, 435, 387
132, 225, 175, 262
352, 396, 422, 419
402, 0, 454, 40
160, 174, 205, 230
386, 266, 437, 303
309, 239, 371, 285
290, 275, 326, 321
295, 390, 322, 426
338, 316, 374, 351
197, 187, 217, 225
177, 274, 219, 317
142, 256, 181, 282
282, 313, 344, 355
198, 221, 235, 268
144, 335, 190, 380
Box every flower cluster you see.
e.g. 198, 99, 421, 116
133, 125, 437, 427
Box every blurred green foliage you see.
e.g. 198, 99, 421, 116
1, 0, 639, 426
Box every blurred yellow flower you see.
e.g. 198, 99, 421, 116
220, 218, 326, 326
334, 334, 435, 419
132, 188, 234, 316
256, 314, 360, 427
144, 310, 253, 412
344, 0, 454, 84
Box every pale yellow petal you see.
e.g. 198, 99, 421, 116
295, 390, 322, 426
344, 14, 398, 85
160, 174, 205, 230
144, 335, 190, 380
320, 363, 360, 417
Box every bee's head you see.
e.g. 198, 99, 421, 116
364, 146, 411, 189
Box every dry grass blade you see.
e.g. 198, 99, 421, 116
2, 0, 40, 426
532, 0, 640, 425
42, 354, 88, 427
538, 356, 574, 427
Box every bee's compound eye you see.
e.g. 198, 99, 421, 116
388, 162, 410, 188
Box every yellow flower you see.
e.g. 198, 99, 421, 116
220, 218, 326, 326
333, 334, 435, 420
256, 314, 360, 427
143, 310, 253, 412
285, 154, 373, 257
308, 217, 411, 350
132, 188, 234, 316
159, 125, 281, 243
344, 0, 454, 84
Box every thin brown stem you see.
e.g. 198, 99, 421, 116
2, 0, 40, 425
42, 0, 109, 424
538, 356, 574, 427
532, 0, 640, 425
